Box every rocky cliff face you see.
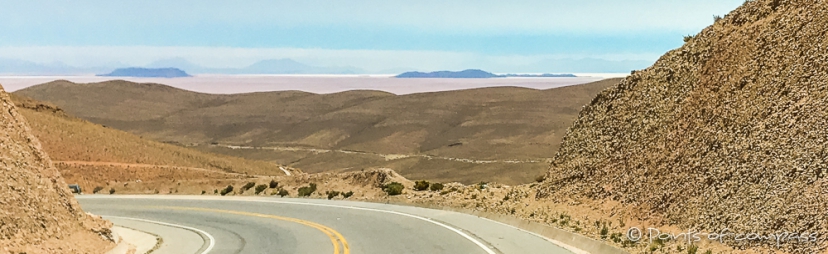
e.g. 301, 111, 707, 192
540, 0, 828, 251
0, 84, 112, 253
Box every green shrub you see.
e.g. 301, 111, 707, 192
269, 180, 279, 189
93, 186, 104, 194
254, 184, 268, 195
610, 233, 622, 243
477, 182, 487, 190
343, 191, 354, 198
220, 185, 234, 196
213, 189, 218, 194
600, 225, 609, 239
277, 189, 289, 197
382, 182, 404, 196
429, 182, 444, 191
298, 183, 317, 197
242, 182, 256, 191
326, 191, 341, 200
109, 188, 115, 195
201, 190, 206, 195
413, 180, 430, 191
686, 245, 698, 254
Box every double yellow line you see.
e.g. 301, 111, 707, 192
160, 206, 350, 254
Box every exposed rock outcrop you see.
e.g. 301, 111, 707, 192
0, 84, 112, 253
540, 0, 828, 252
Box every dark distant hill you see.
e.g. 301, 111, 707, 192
396, 69, 576, 78
98, 67, 191, 78
396, 69, 498, 78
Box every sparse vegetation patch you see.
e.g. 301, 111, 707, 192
382, 182, 404, 196
413, 180, 430, 191
298, 183, 317, 197
220, 185, 234, 196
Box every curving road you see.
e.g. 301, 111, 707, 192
78, 195, 578, 254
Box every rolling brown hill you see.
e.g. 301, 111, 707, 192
538, 0, 828, 252
8, 93, 293, 193
17, 78, 620, 185
0, 85, 113, 253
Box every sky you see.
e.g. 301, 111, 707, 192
0, 0, 745, 73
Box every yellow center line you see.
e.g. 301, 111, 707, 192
155, 206, 350, 254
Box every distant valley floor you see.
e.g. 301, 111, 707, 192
14, 78, 622, 185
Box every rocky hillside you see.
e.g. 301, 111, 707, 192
540, 0, 828, 252
0, 85, 112, 253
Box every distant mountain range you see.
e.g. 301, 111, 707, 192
395, 69, 576, 78
146, 58, 368, 75
0, 58, 119, 75
0, 58, 387, 76
98, 67, 191, 78
0, 57, 651, 76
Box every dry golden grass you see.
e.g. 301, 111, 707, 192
10, 93, 287, 177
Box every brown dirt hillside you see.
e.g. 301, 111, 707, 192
16, 78, 620, 185
0, 85, 113, 253
539, 0, 828, 252
9, 93, 294, 192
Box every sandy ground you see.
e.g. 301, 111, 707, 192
0, 75, 611, 95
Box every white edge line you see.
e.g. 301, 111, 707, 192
103, 215, 216, 254
477, 217, 591, 254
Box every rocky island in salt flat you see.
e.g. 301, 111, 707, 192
98, 67, 192, 78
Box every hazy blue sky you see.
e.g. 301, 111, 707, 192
0, 0, 744, 72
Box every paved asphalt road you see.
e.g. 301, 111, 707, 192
78, 195, 577, 254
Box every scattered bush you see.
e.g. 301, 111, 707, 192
220, 185, 234, 196
382, 182, 404, 196
683, 35, 695, 42
298, 183, 317, 197
326, 191, 341, 200
93, 186, 104, 194
342, 191, 354, 198
109, 188, 115, 195
600, 225, 609, 239
214, 189, 218, 194
269, 180, 279, 189
201, 190, 206, 195
413, 180, 430, 191
477, 182, 487, 190
429, 182, 444, 191
254, 184, 268, 195
277, 189, 289, 197
241, 182, 256, 191
610, 233, 622, 243
713, 15, 722, 22
687, 245, 699, 254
